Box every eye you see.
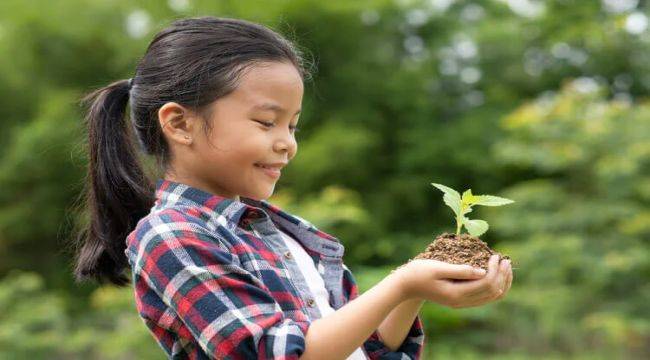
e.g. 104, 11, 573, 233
254, 120, 274, 127
254, 120, 300, 133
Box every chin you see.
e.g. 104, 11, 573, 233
244, 188, 274, 201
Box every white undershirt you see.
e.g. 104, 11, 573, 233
278, 229, 367, 360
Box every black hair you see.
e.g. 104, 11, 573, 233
73, 16, 314, 286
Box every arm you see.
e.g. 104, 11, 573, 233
377, 298, 425, 351
128, 210, 413, 360
300, 272, 407, 360
338, 264, 425, 359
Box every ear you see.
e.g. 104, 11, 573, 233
158, 102, 197, 146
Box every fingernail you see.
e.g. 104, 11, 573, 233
505, 260, 511, 266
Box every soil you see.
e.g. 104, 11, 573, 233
393, 232, 511, 274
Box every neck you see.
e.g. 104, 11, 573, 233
164, 171, 240, 202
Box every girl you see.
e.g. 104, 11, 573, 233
74, 16, 512, 360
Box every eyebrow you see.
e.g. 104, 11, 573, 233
252, 102, 301, 116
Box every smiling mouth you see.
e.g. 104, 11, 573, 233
254, 164, 281, 178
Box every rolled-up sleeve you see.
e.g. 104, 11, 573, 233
363, 316, 425, 360
127, 210, 309, 359
341, 264, 425, 359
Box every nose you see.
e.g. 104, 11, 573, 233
273, 130, 297, 159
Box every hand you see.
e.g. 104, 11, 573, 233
392, 254, 512, 308
443, 255, 513, 308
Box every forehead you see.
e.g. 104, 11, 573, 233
234, 62, 303, 109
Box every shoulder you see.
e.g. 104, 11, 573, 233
128, 207, 212, 241
288, 213, 315, 229
125, 206, 235, 265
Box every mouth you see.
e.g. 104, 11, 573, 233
254, 163, 282, 179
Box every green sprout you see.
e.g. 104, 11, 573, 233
431, 183, 515, 237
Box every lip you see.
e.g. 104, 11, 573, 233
255, 162, 288, 169
254, 163, 282, 179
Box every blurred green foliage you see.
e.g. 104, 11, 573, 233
0, 0, 648, 358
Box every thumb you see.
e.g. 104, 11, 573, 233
434, 263, 486, 280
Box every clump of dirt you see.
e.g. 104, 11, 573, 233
394, 233, 511, 273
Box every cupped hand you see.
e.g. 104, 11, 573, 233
393, 254, 512, 308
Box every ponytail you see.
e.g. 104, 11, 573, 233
74, 79, 154, 286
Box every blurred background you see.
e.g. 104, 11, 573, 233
0, 0, 648, 359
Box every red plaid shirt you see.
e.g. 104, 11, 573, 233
125, 179, 425, 359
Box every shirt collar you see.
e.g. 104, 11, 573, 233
154, 178, 344, 258
154, 178, 289, 228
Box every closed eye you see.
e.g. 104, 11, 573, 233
254, 120, 300, 133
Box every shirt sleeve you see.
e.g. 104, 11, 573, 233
341, 263, 425, 359
126, 210, 309, 360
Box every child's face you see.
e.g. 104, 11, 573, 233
170, 61, 303, 201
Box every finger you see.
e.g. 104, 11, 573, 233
435, 262, 487, 280
498, 259, 509, 289
508, 264, 513, 287
482, 255, 504, 298
504, 263, 513, 291
494, 260, 510, 299
465, 260, 513, 304
486, 254, 501, 281
444, 255, 502, 299
449, 255, 500, 295
480, 254, 502, 294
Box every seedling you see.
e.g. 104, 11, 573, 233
430, 183, 515, 237
395, 182, 516, 272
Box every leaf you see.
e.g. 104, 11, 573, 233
462, 189, 476, 204
432, 183, 463, 220
471, 195, 515, 207
463, 218, 489, 237
431, 183, 461, 201
443, 193, 461, 217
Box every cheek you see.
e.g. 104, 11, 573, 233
220, 134, 267, 171
199, 121, 270, 169
201, 123, 248, 155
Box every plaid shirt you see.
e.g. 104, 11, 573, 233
125, 179, 425, 359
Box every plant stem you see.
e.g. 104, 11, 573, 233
455, 204, 463, 235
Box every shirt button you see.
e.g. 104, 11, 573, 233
307, 298, 315, 307
284, 251, 292, 260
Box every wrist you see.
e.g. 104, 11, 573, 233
386, 268, 412, 303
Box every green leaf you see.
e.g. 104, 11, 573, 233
463, 218, 489, 237
471, 195, 515, 207
443, 193, 461, 217
462, 189, 474, 203
431, 183, 461, 201
462, 189, 473, 197
432, 183, 462, 217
